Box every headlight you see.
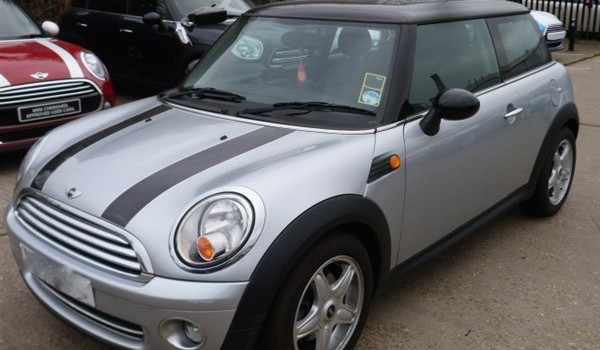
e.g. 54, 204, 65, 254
175, 193, 254, 269
80, 51, 108, 80
231, 35, 263, 60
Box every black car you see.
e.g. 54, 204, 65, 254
59, 0, 252, 90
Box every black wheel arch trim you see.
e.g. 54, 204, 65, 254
220, 194, 391, 349
528, 102, 579, 190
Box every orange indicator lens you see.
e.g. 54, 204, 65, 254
197, 237, 216, 261
389, 154, 402, 169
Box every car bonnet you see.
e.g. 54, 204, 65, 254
0, 38, 84, 87
26, 101, 375, 229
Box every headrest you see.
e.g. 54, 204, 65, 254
338, 27, 372, 57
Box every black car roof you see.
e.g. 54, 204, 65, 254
245, 0, 529, 24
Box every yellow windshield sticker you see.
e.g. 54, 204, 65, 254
358, 73, 386, 107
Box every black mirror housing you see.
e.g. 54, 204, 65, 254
420, 88, 480, 136
437, 88, 480, 121
143, 12, 162, 26
186, 5, 227, 25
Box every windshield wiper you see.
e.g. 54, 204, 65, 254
164, 87, 246, 102
238, 101, 376, 117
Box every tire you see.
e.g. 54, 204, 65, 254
523, 127, 576, 217
260, 232, 373, 350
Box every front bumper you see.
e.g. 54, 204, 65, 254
6, 205, 247, 350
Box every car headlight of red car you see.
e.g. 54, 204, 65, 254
175, 193, 254, 269
80, 51, 108, 80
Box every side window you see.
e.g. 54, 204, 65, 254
129, 0, 168, 17
408, 19, 501, 115
487, 15, 551, 80
88, 0, 126, 13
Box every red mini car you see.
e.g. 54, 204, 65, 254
0, 0, 115, 151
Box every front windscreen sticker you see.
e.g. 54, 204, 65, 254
358, 73, 386, 107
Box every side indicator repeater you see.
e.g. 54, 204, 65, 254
389, 154, 402, 170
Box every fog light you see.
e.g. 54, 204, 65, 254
159, 318, 207, 349
184, 321, 206, 344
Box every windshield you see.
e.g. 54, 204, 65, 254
0, 0, 44, 40
171, 0, 252, 17
173, 17, 398, 130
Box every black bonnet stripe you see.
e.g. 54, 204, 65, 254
102, 126, 294, 227
32, 104, 171, 190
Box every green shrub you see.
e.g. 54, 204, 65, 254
18, 0, 70, 23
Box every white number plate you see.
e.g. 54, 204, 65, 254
21, 244, 95, 307
17, 99, 81, 122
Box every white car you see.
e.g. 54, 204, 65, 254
531, 10, 567, 51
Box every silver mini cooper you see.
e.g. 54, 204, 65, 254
6, 1, 578, 349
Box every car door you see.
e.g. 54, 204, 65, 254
397, 19, 530, 262
119, 0, 186, 87
486, 14, 557, 186
60, 0, 125, 77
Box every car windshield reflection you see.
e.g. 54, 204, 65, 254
175, 17, 398, 130
0, 0, 44, 40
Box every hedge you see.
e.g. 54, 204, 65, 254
18, 0, 70, 23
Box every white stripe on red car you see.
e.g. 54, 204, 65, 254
36, 39, 84, 78
0, 74, 10, 87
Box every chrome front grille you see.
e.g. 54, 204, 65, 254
0, 80, 99, 107
547, 24, 565, 33
41, 280, 145, 340
16, 193, 152, 279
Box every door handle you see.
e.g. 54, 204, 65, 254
503, 107, 524, 119
120, 29, 133, 33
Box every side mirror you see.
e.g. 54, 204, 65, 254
420, 88, 480, 136
41, 21, 60, 36
185, 5, 227, 25
143, 11, 167, 31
